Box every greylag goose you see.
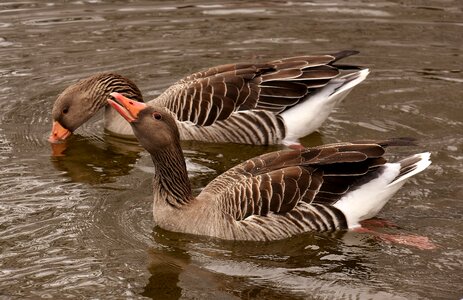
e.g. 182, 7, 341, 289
49, 50, 369, 147
107, 92, 431, 241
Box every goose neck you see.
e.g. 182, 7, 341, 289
150, 143, 193, 208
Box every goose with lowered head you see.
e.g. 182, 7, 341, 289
49, 50, 369, 148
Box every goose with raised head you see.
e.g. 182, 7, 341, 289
107, 92, 431, 241
49, 50, 369, 147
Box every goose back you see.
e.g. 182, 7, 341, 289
197, 142, 392, 240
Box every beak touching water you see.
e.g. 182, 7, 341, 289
48, 121, 72, 143
107, 92, 147, 123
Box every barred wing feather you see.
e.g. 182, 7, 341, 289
156, 54, 346, 126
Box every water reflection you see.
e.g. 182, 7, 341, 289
143, 238, 238, 299
143, 228, 411, 299
50, 134, 142, 184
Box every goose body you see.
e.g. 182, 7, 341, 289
108, 92, 431, 241
50, 51, 369, 147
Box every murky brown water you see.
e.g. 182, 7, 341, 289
0, 1, 462, 299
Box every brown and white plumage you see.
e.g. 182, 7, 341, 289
107, 92, 431, 241
49, 51, 369, 146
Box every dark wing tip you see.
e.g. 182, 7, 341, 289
378, 137, 418, 147
330, 50, 360, 62
352, 137, 418, 147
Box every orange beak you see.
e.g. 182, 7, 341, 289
48, 121, 72, 143
107, 92, 147, 122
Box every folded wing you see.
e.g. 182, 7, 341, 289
155, 52, 360, 126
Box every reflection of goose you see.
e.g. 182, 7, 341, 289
143, 242, 234, 300
49, 51, 368, 148
108, 92, 431, 241
146, 228, 366, 299
50, 136, 141, 184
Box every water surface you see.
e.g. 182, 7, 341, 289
0, 1, 462, 299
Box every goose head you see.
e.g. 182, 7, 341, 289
48, 73, 143, 143
107, 92, 180, 152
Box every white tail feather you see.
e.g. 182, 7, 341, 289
388, 152, 431, 186
281, 68, 370, 145
331, 68, 370, 99
333, 152, 431, 228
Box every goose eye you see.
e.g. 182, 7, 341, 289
152, 112, 162, 120
62, 108, 69, 114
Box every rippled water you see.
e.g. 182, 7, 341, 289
0, 1, 462, 299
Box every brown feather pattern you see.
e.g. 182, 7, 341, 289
203, 141, 397, 233
155, 54, 345, 127
178, 110, 286, 145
